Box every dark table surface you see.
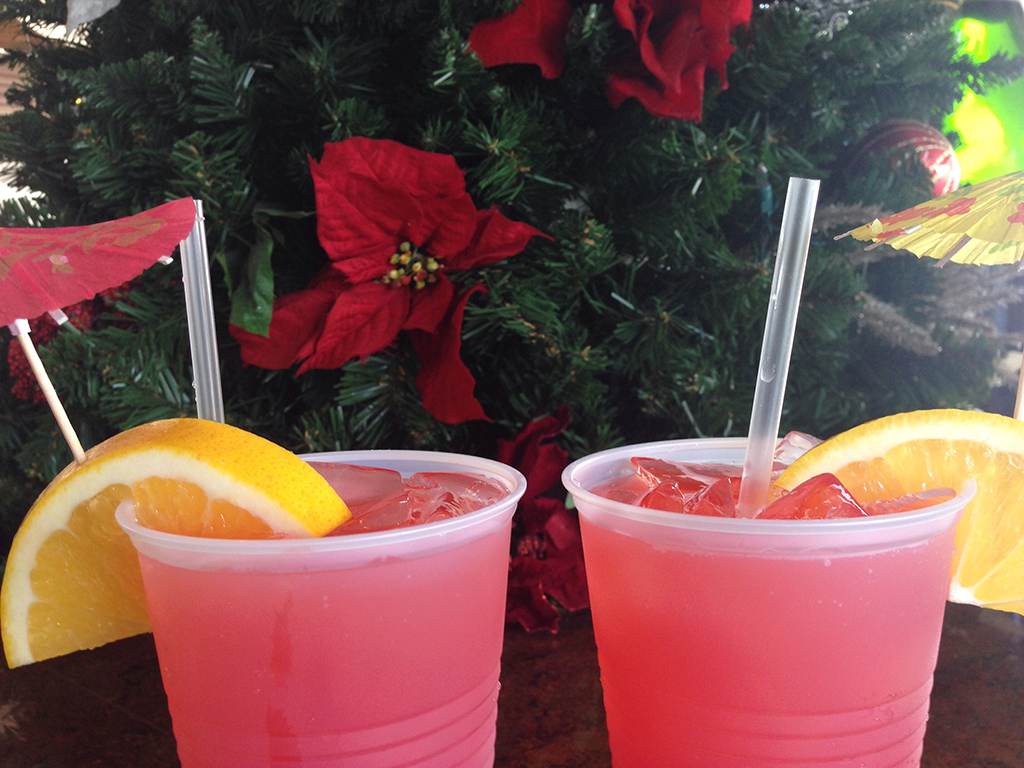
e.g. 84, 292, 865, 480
0, 602, 1021, 767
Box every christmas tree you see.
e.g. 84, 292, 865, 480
1, 0, 1022, 628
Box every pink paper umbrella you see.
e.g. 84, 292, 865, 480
1, 198, 198, 463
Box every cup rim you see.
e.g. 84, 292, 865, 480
116, 449, 527, 556
561, 437, 976, 536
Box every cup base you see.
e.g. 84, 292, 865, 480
173, 674, 499, 768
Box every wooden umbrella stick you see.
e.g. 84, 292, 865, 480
1015, 351, 1024, 422
15, 332, 87, 463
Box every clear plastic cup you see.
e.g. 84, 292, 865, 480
117, 450, 527, 768
562, 438, 973, 768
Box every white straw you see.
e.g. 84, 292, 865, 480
736, 177, 820, 517
179, 199, 225, 423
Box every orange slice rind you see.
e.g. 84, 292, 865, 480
777, 409, 1024, 615
0, 418, 350, 667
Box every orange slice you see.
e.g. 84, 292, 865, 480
776, 409, 1024, 615
0, 418, 350, 667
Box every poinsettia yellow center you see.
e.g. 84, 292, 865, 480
380, 241, 441, 290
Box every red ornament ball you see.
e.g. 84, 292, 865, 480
852, 119, 961, 197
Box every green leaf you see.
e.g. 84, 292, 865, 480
229, 205, 316, 335
229, 221, 276, 335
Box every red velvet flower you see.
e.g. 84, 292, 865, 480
467, 0, 574, 79
606, 0, 753, 121
499, 406, 590, 633
230, 137, 548, 424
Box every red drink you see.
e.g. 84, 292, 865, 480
118, 450, 527, 768
563, 438, 971, 768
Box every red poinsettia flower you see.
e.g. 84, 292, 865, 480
230, 137, 548, 424
467, 0, 751, 122
499, 406, 590, 633
606, 0, 753, 121
467, 0, 574, 79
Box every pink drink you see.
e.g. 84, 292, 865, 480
562, 438, 972, 768
116, 450, 527, 768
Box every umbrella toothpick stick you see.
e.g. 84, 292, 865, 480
11, 321, 86, 464
1014, 353, 1024, 422
933, 235, 971, 268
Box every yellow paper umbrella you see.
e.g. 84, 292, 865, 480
838, 169, 1024, 267
836, 169, 1024, 417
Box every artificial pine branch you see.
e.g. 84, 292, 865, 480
0, 0, 1022, 549
856, 293, 944, 356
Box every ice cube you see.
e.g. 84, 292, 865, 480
689, 477, 740, 517
636, 475, 739, 517
588, 472, 652, 504
637, 481, 693, 513
633, 458, 738, 491
404, 471, 507, 523
309, 462, 407, 517
330, 495, 415, 534
590, 459, 741, 515
772, 431, 822, 475
759, 474, 868, 520
328, 470, 507, 534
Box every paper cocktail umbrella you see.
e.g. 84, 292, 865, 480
1, 198, 201, 462
837, 169, 1024, 266
836, 169, 1024, 416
